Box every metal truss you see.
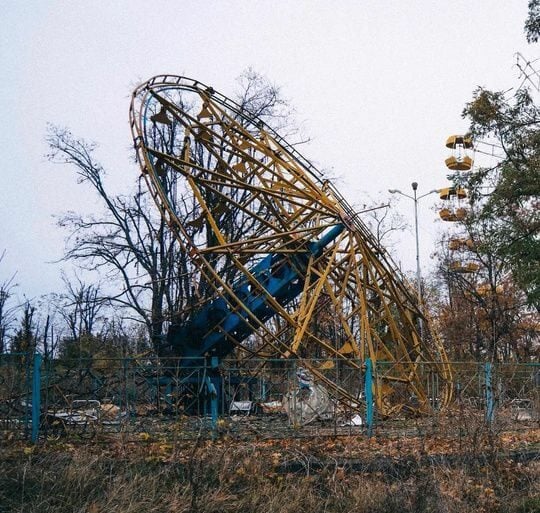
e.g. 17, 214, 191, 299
130, 75, 452, 415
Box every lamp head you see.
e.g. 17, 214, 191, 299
411, 182, 418, 191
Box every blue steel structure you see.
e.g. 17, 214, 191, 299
166, 224, 344, 364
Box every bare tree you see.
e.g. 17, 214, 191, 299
358, 195, 409, 249
235, 67, 299, 137
0, 250, 18, 354
47, 70, 295, 353
53, 273, 106, 341
46, 128, 178, 350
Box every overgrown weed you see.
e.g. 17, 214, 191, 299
1, 433, 538, 513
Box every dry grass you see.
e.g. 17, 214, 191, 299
1, 433, 538, 513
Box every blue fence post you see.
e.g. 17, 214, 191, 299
485, 362, 494, 425
365, 358, 374, 437
205, 356, 219, 438
31, 353, 42, 443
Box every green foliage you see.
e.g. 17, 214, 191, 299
462, 86, 540, 308
515, 496, 540, 513
55, 332, 129, 368
9, 301, 37, 354
525, 0, 540, 43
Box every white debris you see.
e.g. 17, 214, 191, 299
341, 414, 363, 426
282, 368, 331, 425
229, 401, 253, 415
260, 401, 283, 413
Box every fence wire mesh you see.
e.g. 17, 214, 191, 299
1, 354, 538, 443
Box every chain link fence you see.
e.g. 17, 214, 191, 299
1, 354, 538, 443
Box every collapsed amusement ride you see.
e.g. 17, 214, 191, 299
129, 75, 452, 420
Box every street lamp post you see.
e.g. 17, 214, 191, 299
412, 182, 421, 303
388, 183, 438, 338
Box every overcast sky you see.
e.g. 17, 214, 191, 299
0, 1, 535, 300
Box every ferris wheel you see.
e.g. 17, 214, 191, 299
130, 75, 452, 415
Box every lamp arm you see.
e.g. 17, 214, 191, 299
417, 189, 439, 200
388, 190, 414, 201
